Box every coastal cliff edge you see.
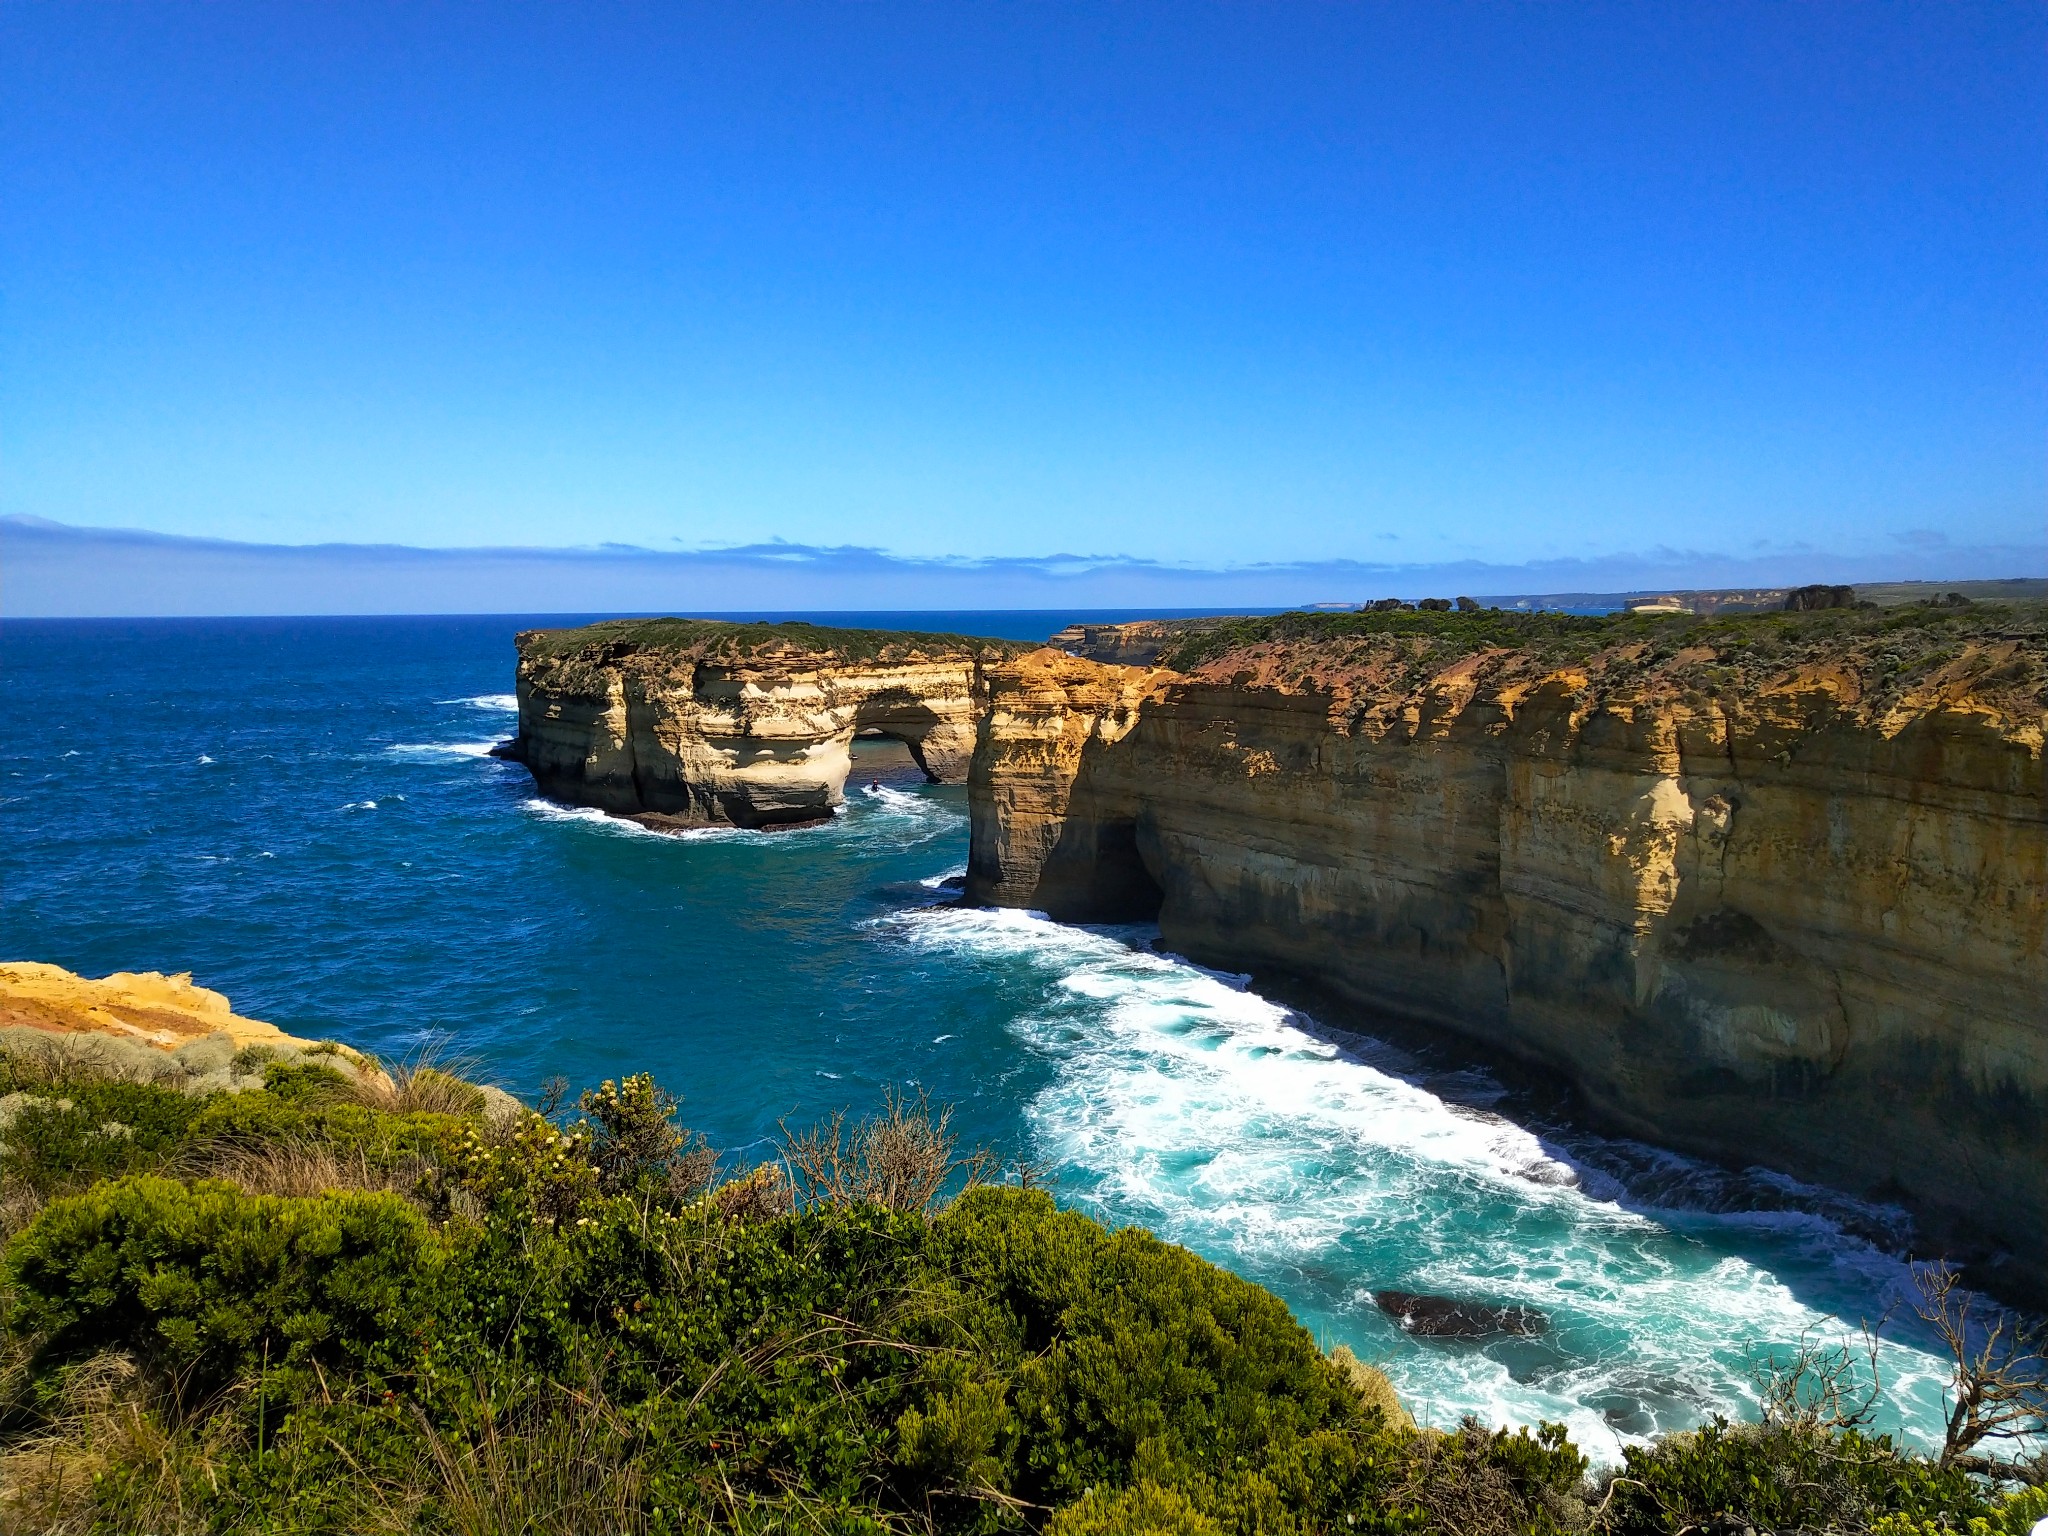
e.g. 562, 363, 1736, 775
966, 604, 2048, 1305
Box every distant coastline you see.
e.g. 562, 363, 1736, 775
6, 513, 2041, 618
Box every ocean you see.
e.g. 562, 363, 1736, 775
0, 613, 1969, 1463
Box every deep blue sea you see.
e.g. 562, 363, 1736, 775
1, 613, 1970, 1463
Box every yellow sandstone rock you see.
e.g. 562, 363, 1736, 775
509, 619, 1031, 828
0, 962, 387, 1093
966, 619, 2048, 1305
0, 961, 312, 1051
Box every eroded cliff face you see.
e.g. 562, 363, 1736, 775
510, 620, 1028, 828
971, 609, 2048, 1303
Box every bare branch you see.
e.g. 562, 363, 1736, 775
780, 1089, 999, 1216
1912, 1260, 2048, 1468
1747, 1317, 1889, 1434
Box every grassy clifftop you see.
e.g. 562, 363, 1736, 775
0, 1027, 2041, 1534
1145, 601, 2048, 731
518, 618, 1033, 667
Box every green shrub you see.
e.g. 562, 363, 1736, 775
251, 1057, 360, 1103
188, 1086, 469, 1169
0, 1076, 2022, 1536
577, 1072, 716, 1201
1600, 1420, 1989, 1536
927, 1186, 1382, 1515
5, 1175, 440, 1405
1048, 1478, 1225, 1534
0, 1079, 205, 1196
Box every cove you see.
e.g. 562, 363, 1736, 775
0, 614, 1973, 1464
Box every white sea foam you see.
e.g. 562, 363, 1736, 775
442, 693, 519, 712
920, 862, 969, 888
516, 798, 754, 843
831, 783, 955, 852
343, 800, 377, 811
870, 904, 1963, 1464
386, 741, 503, 761
520, 800, 668, 839
196, 754, 215, 764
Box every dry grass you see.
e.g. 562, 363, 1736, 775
199, 1140, 430, 1201
0, 1353, 179, 1536
1328, 1345, 1413, 1430
0, 1175, 45, 1249
344, 1038, 488, 1117
344, 1378, 652, 1536
1392, 1423, 1589, 1536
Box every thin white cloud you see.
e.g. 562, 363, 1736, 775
3, 516, 2040, 618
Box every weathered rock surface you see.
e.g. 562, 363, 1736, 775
0, 961, 316, 1053
966, 606, 2048, 1304
0, 961, 381, 1086
508, 619, 1030, 828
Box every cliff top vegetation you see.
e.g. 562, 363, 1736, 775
519, 617, 1033, 667
2, 1010, 2043, 1535
1148, 601, 2048, 729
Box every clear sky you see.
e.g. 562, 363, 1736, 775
3, 2, 2042, 579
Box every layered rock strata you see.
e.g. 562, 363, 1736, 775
967, 607, 2048, 1304
508, 619, 1030, 828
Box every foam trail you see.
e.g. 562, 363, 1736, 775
386, 741, 503, 760
834, 783, 954, 852
872, 905, 1963, 1466
518, 798, 752, 843
443, 693, 519, 712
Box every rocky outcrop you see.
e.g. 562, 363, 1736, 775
0, 961, 384, 1087
1048, 620, 1204, 667
508, 619, 1030, 828
1783, 584, 1857, 611
966, 607, 2048, 1304
0, 961, 321, 1053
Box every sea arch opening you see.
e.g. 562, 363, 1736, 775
850, 696, 951, 782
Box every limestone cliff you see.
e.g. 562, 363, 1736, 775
967, 604, 2048, 1304
508, 619, 1031, 828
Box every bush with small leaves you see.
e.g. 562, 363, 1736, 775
1598, 1420, 1987, 1536
5, 1175, 440, 1407
577, 1073, 716, 1202
0, 1077, 2024, 1536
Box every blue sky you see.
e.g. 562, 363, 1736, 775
3, 2, 2042, 599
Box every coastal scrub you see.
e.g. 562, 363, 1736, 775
0, 1045, 2037, 1535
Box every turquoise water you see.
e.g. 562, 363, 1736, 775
0, 615, 1973, 1463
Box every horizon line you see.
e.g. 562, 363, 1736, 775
5, 514, 2041, 619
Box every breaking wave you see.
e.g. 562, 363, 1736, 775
870, 904, 1961, 1466
386, 741, 504, 760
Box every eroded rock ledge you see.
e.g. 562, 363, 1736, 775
971, 603, 2048, 1304
506, 619, 1031, 829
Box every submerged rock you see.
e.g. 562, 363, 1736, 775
1373, 1290, 1548, 1339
